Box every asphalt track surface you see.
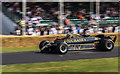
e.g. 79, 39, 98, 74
2, 47, 119, 65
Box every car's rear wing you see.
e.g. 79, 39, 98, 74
108, 35, 117, 42
95, 34, 117, 43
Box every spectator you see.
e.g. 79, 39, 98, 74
12, 26, 22, 35
112, 25, 119, 33
16, 8, 21, 13
107, 24, 113, 33
27, 26, 34, 35
15, 27, 22, 35
32, 27, 40, 36
76, 24, 81, 33
46, 26, 52, 35
40, 26, 45, 35
68, 25, 73, 33
77, 14, 83, 18
88, 19, 97, 25
64, 25, 69, 34
93, 26, 99, 33
71, 25, 77, 34
7, 7, 14, 12
112, 25, 116, 33
56, 24, 63, 34
64, 18, 71, 25
83, 26, 89, 34
101, 26, 106, 33
51, 25, 57, 34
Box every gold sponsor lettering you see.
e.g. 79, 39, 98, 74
94, 41, 99, 43
64, 38, 87, 43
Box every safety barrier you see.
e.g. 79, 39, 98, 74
1, 34, 66, 47
1, 33, 120, 47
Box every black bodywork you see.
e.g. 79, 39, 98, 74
39, 34, 116, 54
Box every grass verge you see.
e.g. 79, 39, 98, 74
2, 43, 120, 53
114, 43, 120, 47
2, 57, 118, 72
2, 47, 39, 53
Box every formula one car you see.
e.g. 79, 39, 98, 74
39, 33, 116, 54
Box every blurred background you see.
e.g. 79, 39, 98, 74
1, 2, 120, 35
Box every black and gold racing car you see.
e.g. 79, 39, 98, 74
39, 34, 116, 54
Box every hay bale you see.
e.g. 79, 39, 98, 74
1, 33, 119, 48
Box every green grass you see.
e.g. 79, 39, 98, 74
2, 58, 118, 72
2, 43, 120, 53
115, 43, 120, 47
2, 47, 39, 53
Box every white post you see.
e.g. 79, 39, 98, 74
90, 0, 94, 14
60, 0, 64, 27
96, 0, 100, 27
22, 0, 26, 35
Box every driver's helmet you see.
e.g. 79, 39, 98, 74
66, 32, 72, 38
73, 34, 79, 37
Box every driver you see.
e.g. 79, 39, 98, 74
66, 32, 73, 38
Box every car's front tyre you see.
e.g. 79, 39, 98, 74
39, 40, 50, 53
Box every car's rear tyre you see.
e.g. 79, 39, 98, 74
96, 39, 114, 51
55, 42, 68, 54
39, 41, 50, 53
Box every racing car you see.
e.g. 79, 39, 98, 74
39, 33, 116, 54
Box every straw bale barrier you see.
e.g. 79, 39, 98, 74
1, 33, 119, 47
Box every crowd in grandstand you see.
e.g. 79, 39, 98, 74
14, 24, 120, 36
26, 2, 59, 23
63, 2, 119, 26
3, 2, 120, 35
5, 2, 22, 13
64, 2, 119, 19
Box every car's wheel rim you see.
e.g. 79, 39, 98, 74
40, 42, 48, 50
106, 41, 113, 50
60, 45, 67, 53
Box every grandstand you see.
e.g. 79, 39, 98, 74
64, 2, 119, 26
2, 2, 59, 26
2, 2, 22, 26
1, 2, 120, 35
26, 2, 59, 25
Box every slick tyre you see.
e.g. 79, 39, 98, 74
96, 39, 114, 51
39, 41, 50, 53
56, 42, 68, 54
